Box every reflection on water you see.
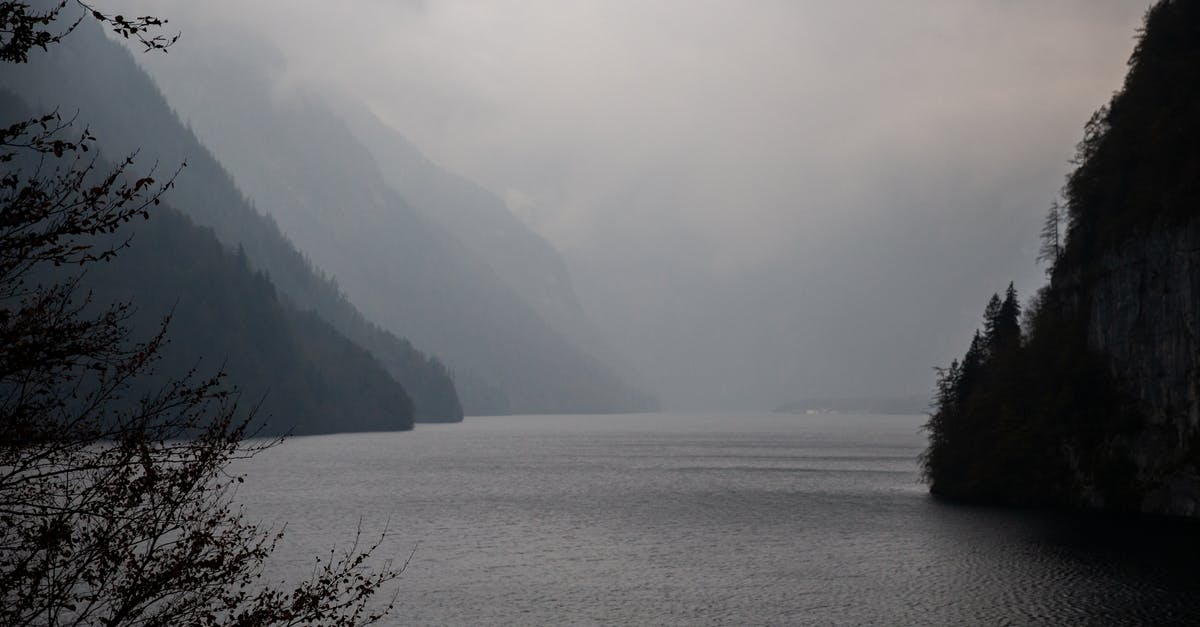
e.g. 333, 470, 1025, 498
235, 413, 1200, 625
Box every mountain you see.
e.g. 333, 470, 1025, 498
0, 14, 464, 422
335, 102, 649, 386
126, 28, 657, 415
0, 87, 414, 435
923, 0, 1200, 516
84, 204, 418, 436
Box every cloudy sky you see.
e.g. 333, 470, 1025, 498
120, 0, 1148, 408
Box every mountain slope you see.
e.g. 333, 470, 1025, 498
337, 103, 648, 386
129, 31, 656, 415
86, 205, 417, 436
0, 15, 463, 422
1, 85, 413, 435
922, 0, 1200, 516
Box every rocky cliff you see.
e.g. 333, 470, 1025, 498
923, 0, 1200, 516
1065, 0, 1200, 515
1082, 221, 1200, 514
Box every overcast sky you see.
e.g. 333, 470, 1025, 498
120, 0, 1149, 409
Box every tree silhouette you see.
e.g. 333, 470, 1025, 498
996, 283, 1021, 350
0, 0, 177, 63
0, 3, 401, 624
921, 0, 1200, 511
1037, 201, 1063, 272
981, 293, 1003, 352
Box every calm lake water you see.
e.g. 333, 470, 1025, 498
236, 413, 1200, 625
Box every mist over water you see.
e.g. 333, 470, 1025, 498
111, 0, 1149, 410
238, 414, 1200, 625
7, 1, 1200, 625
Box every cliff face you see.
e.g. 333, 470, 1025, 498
1084, 221, 1200, 514
923, 0, 1200, 516
1062, 0, 1200, 515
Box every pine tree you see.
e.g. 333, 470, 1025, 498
982, 293, 1003, 355
957, 330, 986, 401
996, 283, 1021, 350
1037, 201, 1064, 272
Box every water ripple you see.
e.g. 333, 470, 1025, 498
236, 413, 1200, 626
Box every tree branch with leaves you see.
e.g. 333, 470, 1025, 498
0, 3, 402, 625
1, 0, 177, 64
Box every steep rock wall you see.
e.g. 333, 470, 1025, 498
1085, 220, 1200, 514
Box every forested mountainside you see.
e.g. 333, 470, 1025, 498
130, 33, 657, 415
83, 204, 418, 436
923, 0, 1200, 516
0, 16, 463, 422
0, 89, 413, 435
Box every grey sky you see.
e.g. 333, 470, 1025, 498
119, 0, 1148, 408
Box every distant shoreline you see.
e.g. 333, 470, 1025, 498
773, 396, 929, 416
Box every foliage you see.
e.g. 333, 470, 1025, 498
69, 182, 419, 436
922, 0, 1200, 510
922, 283, 1140, 508
1036, 201, 1063, 272
1058, 0, 1200, 269
0, 3, 401, 624
0, 0, 176, 63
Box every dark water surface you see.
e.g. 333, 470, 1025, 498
236, 413, 1200, 625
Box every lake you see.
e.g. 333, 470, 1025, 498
236, 412, 1200, 625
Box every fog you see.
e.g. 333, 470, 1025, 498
117, 1, 1147, 409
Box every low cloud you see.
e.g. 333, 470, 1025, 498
117, 0, 1148, 407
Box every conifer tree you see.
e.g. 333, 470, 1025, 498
982, 293, 1003, 354
957, 330, 986, 401
996, 283, 1021, 350
1037, 201, 1063, 272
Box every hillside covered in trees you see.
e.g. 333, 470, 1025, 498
0, 13, 463, 423
125, 23, 657, 416
923, 0, 1200, 515
0, 89, 417, 435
